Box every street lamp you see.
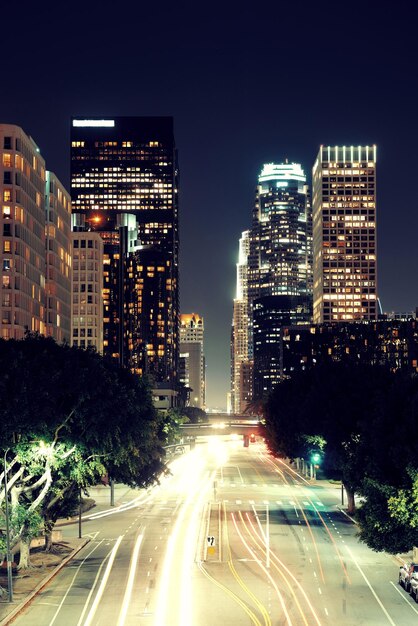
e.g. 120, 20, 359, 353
3, 449, 13, 602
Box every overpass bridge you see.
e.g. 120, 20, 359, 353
179, 416, 262, 438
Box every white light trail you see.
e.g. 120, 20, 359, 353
83, 535, 123, 626
117, 534, 144, 626
48, 540, 105, 626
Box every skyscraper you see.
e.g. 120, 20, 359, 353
70, 117, 179, 389
244, 162, 312, 398
231, 230, 253, 413
248, 162, 312, 307
179, 313, 205, 409
312, 146, 377, 323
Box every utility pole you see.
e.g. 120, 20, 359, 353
78, 487, 82, 539
3, 450, 13, 602
266, 503, 270, 569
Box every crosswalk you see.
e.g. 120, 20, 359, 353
223, 499, 325, 508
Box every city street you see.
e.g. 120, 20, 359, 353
8, 436, 418, 626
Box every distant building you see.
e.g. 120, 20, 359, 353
70, 116, 180, 391
1, 124, 71, 342
312, 145, 377, 323
231, 230, 252, 413
279, 317, 418, 376
179, 313, 205, 409
253, 294, 312, 397
71, 231, 103, 352
125, 247, 178, 386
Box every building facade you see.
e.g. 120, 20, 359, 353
279, 317, 418, 377
71, 231, 103, 352
253, 294, 312, 397
248, 162, 311, 307
312, 145, 377, 323
179, 312, 205, 409
70, 117, 179, 389
45, 172, 72, 343
1, 124, 72, 343
1, 124, 47, 339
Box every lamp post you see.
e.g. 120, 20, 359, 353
3, 450, 13, 602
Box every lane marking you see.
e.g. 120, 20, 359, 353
47, 540, 105, 626
345, 546, 396, 626
83, 536, 123, 626
389, 581, 418, 615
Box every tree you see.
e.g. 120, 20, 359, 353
180, 406, 207, 424
263, 362, 394, 514
161, 409, 189, 446
0, 334, 166, 568
356, 477, 418, 554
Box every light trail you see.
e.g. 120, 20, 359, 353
179, 470, 215, 626
76, 545, 115, 626
247, 509, 322, 626
83, 535, 123, 626
47, 540, 105, 626
154, 455, 209, 626
116, 533, 144, 626
307, 499, 351, 584
231, 512, 293, 626
197, 561, 264, 626
223, 502, 271, 626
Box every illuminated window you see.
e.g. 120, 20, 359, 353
2, 153, 11, 167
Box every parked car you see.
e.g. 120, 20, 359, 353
399, 562, 418, 592
409, 574, 418, 602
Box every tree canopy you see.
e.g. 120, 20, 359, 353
262, 361, 418, 553
0, 334, 167, 567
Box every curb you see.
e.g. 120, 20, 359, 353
0, 538, 90, 625
336, 505, 357, 524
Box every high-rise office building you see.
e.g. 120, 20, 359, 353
71, 231, 103, 352
1, 124, 72, 343
248, 162, 312, 307
70, 117, 179, 389
239, 162, 312, 400
179, 313, 205, 409
312, 145, 377, 323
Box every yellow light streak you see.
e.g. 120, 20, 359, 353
231, 512, 293, 625
197, 561, 264, 626
245, 512, 322, 626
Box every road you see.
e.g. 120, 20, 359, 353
9, 436, 418, 625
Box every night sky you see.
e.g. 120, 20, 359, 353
1, 1, 417, 408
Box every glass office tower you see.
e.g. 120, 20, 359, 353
245, 162, 312, 398
312, 145, 377, 323
70, 117, 179, 388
